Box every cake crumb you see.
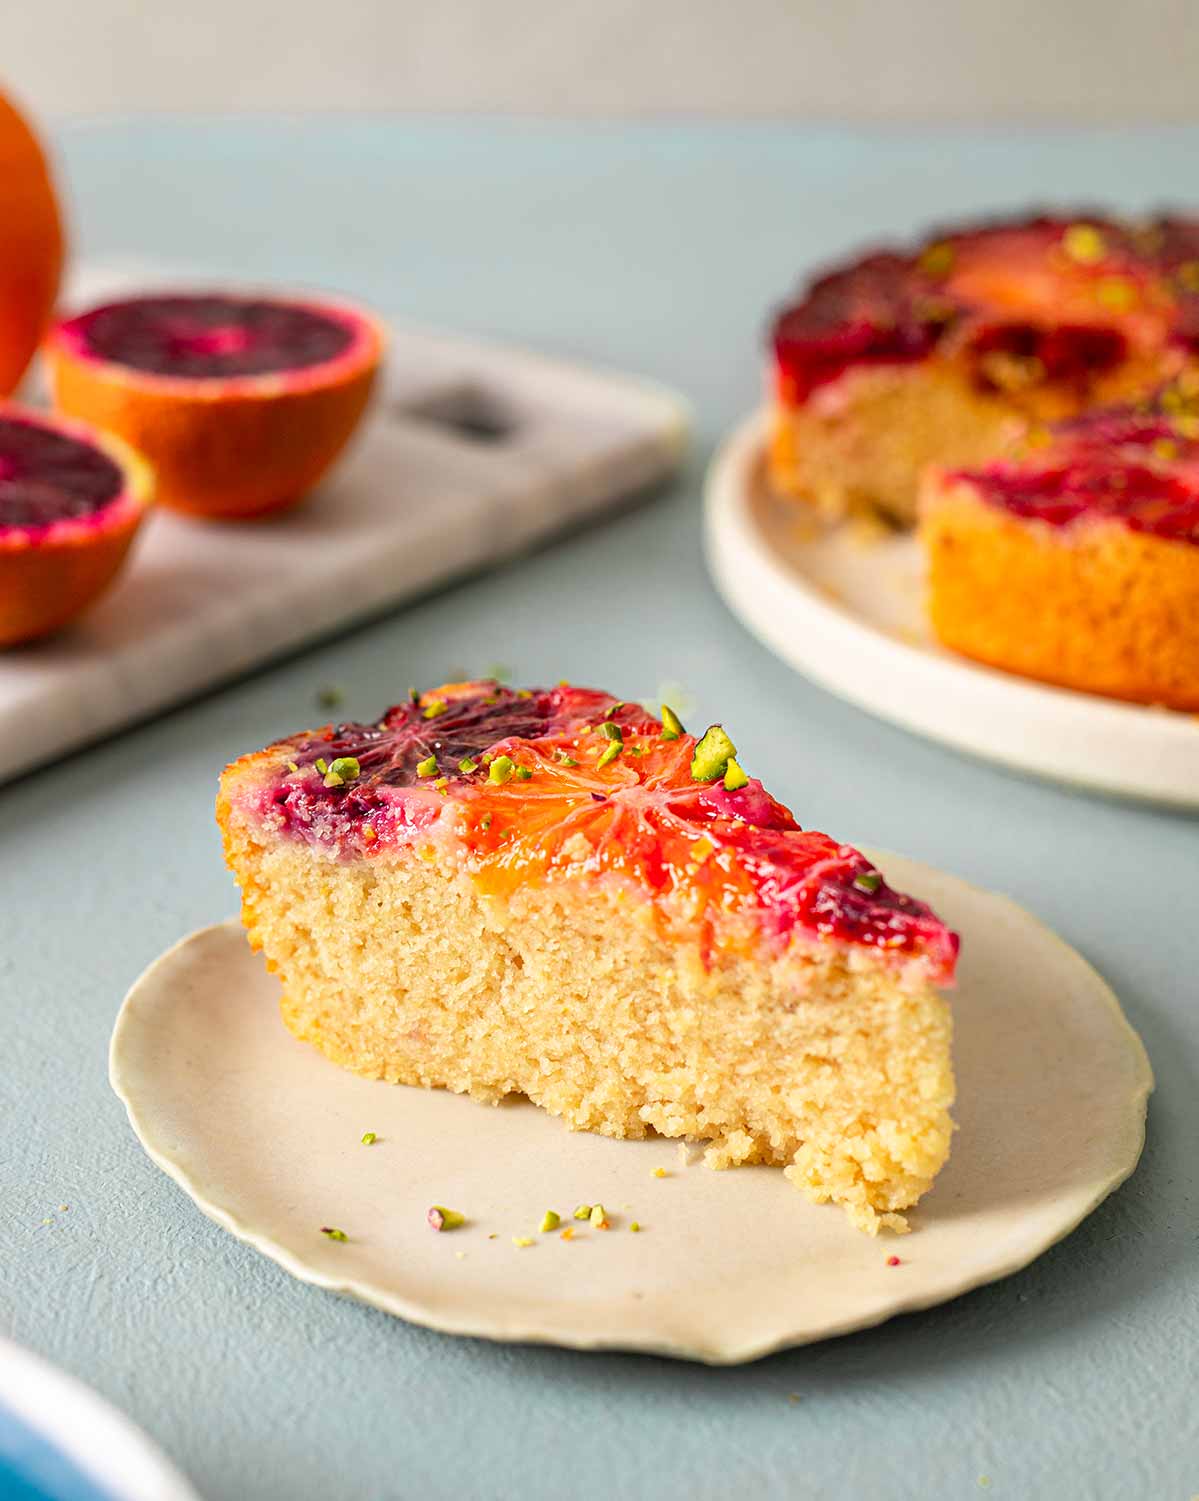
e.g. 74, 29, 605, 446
512, 1235, 534, 1248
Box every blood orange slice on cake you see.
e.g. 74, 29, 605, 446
921, 383, 1199, 708
769, 212, 1199, 523
218, 682, 958, 1233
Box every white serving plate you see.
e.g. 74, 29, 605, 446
0, 1336, 201, 1501
110, 851, 1151, 1366
704, 411, 1199, 807
0, 264, 689, 785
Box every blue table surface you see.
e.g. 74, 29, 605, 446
2, 117, 1197, 1501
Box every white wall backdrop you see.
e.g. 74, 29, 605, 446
9, 0, 1199, 124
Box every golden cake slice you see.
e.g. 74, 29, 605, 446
921, 384, 1199, 708
769, 213, 1199, 523
217, 684, 958, 1232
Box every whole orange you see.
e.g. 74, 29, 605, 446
0, 88, 65, 395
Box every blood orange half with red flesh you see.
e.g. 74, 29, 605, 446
232, 682, 958, 984
46, 292, 383, 520
0, 406, 153, 646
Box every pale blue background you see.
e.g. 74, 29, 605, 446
2, 121, 1197, 1501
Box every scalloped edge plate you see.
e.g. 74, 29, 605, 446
704, 411, 1199, 807
109, 851, 1151, 1365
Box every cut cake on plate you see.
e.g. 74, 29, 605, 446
921, 381, 1199, 709
218, 683, 958, 1233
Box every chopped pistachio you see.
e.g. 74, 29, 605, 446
690, 725, 737, 782
917, 241, 955, 278
320, 1226, 348, 1242
652, 1167, 668, 1179
1096, 276, 1135, 311
285, 760, 299, 773
660, 704, 684, 740
540, 1210, 561, 1233
409, 687, 421, 704
516, 688, 532, 700
416, 754, 438, 778
514, 765, 533, 781
597, 740, 622, 769
603, 703, 621, 720
1063, 223, 1106, 264
599, 721, 624, 742
589, 1203, 610, 1229
488, 754, 515, 785
573, 1204, 593, 1221
458, 756, 479, 774
432, 777, 449, 793
554, 748, 579, 767
723, 757, 749, 791
328, 756, 360, 782
316, 685, 344, 711
853, 869, 883, 894
480, 813, 493, 831
361, 1131, 377, 1145
314, 758, 329, 775
323, 771, 344, 788
422, 698, 447, 719
427, 1205, 465, 1232
512, 1235, 534, 1248
630, 1221, 641, 1233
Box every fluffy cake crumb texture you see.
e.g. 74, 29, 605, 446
218, 714, 955, 1234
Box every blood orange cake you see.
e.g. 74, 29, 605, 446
921, 385, 1199, 709
218, 682, 958, 1233
769, 213, 1199, 522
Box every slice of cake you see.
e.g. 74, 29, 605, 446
217, 683, 958, 1232
770, 213, 1199, 523
921, 383, 1199, 709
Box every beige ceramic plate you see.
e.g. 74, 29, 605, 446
110, 852, 1152, 1365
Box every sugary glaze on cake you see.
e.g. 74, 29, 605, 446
951, 393, 1199, 544
774, 214, 1199, 404
768, 212, 1199, 521
230, 682, 957, 983
921, 383, 1199, 708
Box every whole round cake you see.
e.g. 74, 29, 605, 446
769, 213, 1199, 523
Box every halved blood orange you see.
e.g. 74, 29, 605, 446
46, 292, 384, 520
0, 406, 153, 647
0, 89, 65, 395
